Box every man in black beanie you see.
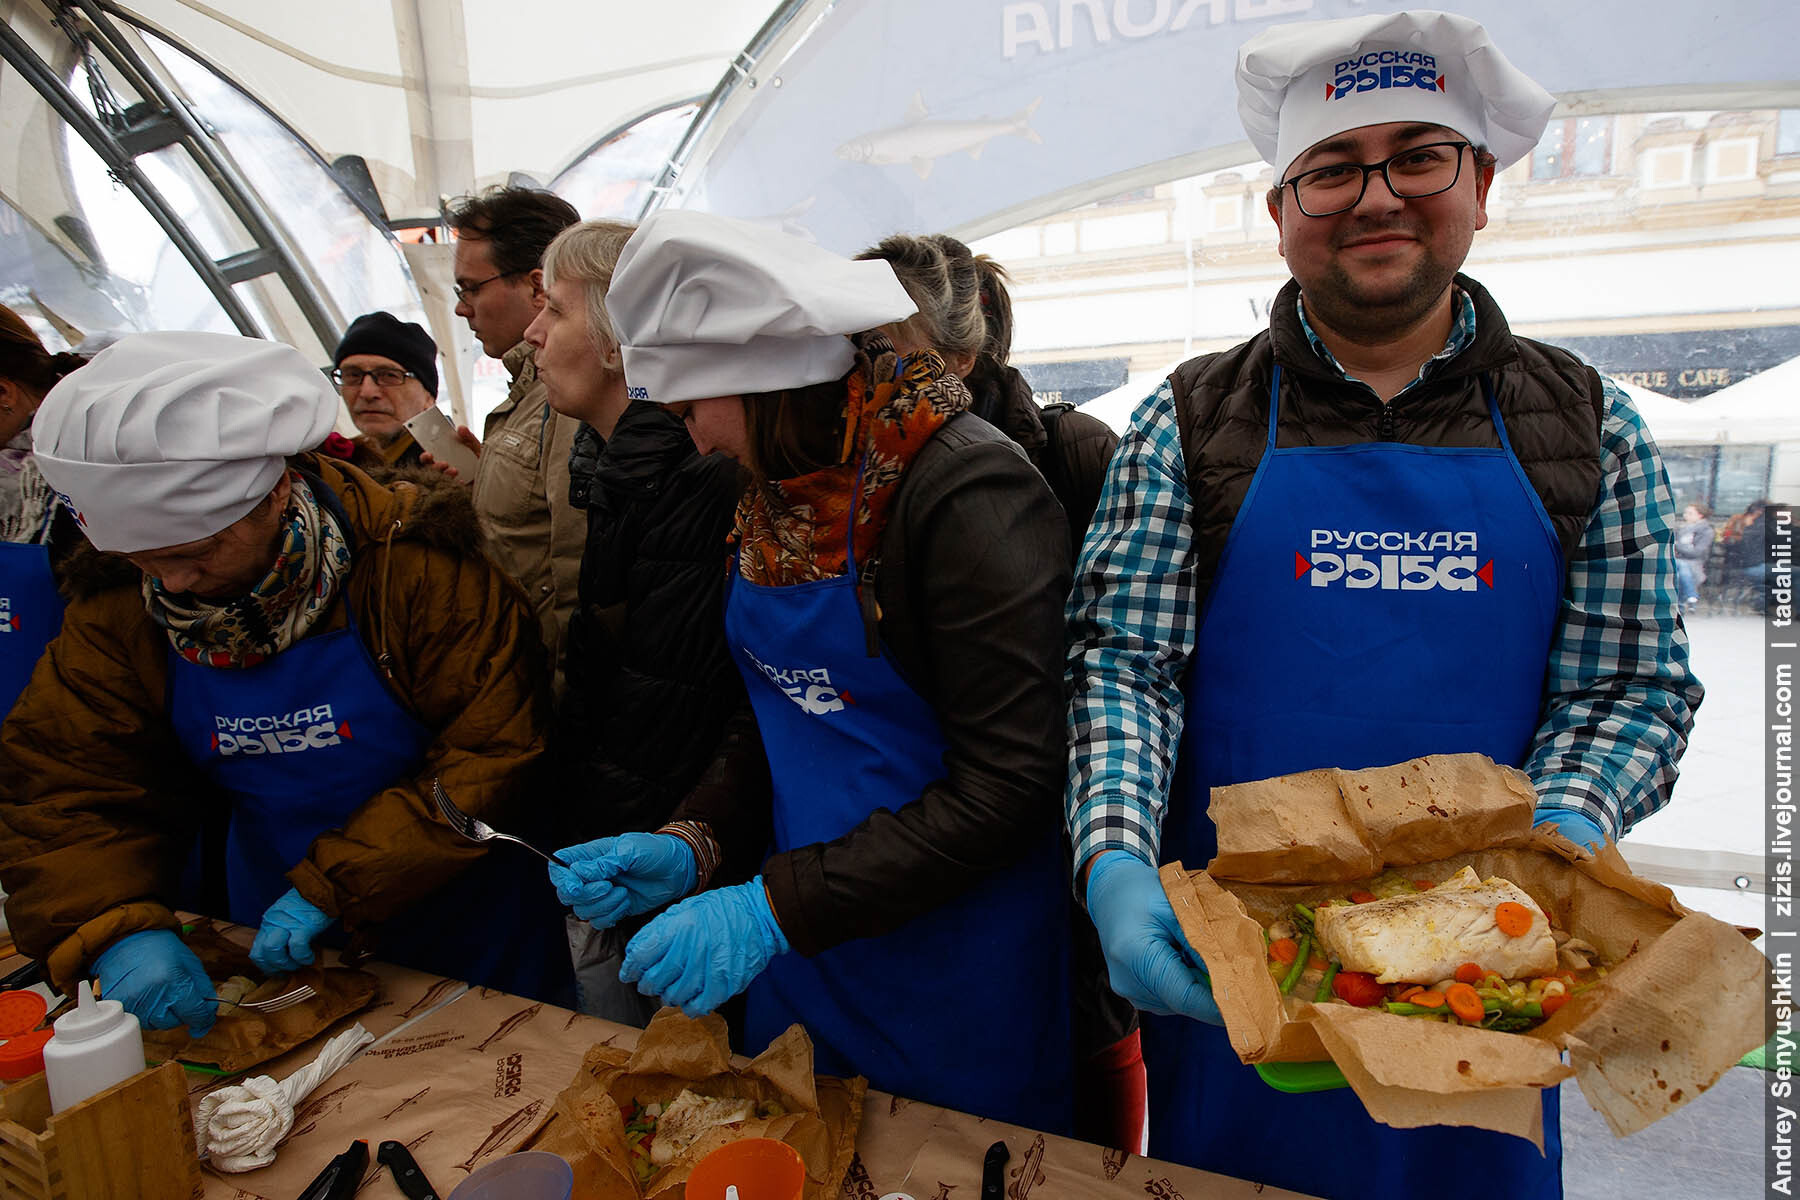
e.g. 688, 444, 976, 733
331, 311, 440, 471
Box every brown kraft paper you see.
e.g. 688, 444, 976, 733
523, 1007, 865, 1199
1161, 752, 1766, 1148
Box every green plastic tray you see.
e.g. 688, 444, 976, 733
1254, 1060, 1350, 1093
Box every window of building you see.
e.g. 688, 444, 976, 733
1532, 116, 1614, 180
1777, 110, 1800, 156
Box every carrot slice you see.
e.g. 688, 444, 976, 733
1445, 982, 1484, 1023
1412, 879, 1435, 890
1494, 901, 1534, 936
1454, 962, 1486, 985
1410, 990, 1447, 1009
1397, 985, 1426, 1002
1269, 937, 1299, 964
1308, 955, 1330, 970
1541, 992, 1570, 1016
1349, 890, 1378, 904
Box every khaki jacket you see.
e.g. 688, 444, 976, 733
473, 343, 584, 694
0, 456, 550, 993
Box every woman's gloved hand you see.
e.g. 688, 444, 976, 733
1532, 807, 1607, 852
619, 877, 789, 1018
547, 833, 697, 929
1085, 850, 1221, 1024
94, 929, 217, 1036
249, 888, 331, 975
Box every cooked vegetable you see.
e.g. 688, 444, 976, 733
1269, 937, 1299, 965
1453, 962, 1486, 985
1278, 934, 1311, 995
1314, 962, 1340, 1003
1494, 901, 1534, 937
1331, 970, 1386, 1007
1445, 983, 1484, 1023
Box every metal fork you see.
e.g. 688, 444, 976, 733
433, 777, 571, 868
210, 983, 317, 1013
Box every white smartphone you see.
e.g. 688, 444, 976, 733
402, 406, 481, 479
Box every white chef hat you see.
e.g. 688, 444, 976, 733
32, 331, 337, 553
1237, 10, 1554, 184
606, 210, 917, 406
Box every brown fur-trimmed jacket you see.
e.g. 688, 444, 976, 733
0, 454, 550, 993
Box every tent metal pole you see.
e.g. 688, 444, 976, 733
63, 0, 345, 351
0, 17, 263, 336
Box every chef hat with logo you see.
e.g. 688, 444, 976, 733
607, 210, 917, 406
32, 331, 337, 553
1237, 10, 1555, 184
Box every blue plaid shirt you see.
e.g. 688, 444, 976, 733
1065, 291, 1702, 870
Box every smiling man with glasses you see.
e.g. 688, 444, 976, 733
1066, 12, 1698, 1198
330, 310, 439, 471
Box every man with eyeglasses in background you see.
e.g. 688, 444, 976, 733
444, 186, 584, 697
1066, 12, 1699, 1198
330, 311, 439, 472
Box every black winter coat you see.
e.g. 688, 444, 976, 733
552, 400, 751, 841
966, 364, 1118, 562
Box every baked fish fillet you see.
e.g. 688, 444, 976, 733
1314, 866, 1556, 984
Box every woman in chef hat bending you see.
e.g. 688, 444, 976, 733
547, 209, 1076, 1134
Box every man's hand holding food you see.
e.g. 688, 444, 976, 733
1085, 850, 1221, 1024
94, 929, 217, 1036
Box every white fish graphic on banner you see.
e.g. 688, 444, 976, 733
834, 92, 1044, 180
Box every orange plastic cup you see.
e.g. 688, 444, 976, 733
684, 1137, 805, 1200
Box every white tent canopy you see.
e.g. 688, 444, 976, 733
1677, 355, 1800, 443
110, 0, 775, 220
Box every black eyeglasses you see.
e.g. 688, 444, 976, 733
1283, 141, 1473, 217
331, 366, 416, 389
452, 270, 522, 302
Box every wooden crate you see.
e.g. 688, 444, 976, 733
0, 1061, 202, 1199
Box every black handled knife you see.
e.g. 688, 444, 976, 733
377, 1140, 441, 1200
981, 1139, 1009, 1200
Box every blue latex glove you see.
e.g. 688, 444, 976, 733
1533, 807, 1607, 852
547, 833, 697, 929
620, 877, 789, 1018
249, 888, 331, 975
1086, 850, 1221, 1024
94, 929, 216, 1036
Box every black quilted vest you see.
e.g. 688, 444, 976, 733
1170, 274, 1604, 610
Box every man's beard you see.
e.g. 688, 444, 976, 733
1304, 222, 1460, 341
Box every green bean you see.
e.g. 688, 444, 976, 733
1314, 961, 1340, 1002
1279, 933, 1311, 995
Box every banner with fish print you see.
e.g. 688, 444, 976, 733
668, 0, 1797, 254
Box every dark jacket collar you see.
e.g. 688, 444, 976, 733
1269, 272, 1520, 393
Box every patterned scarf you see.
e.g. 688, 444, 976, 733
0, 432, 57, 545
145, 471, 352, 668
734, 340, 971, 586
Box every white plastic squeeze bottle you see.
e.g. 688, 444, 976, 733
42, 980, 146, 1112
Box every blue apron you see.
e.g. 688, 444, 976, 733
167, 615, 570, 1001
1145, 367, 1566, 1199
0, 527, 63, 719
730, 454, 1074, 1135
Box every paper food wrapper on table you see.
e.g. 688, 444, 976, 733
523, 1007, 865, 1199
1161, 753, 1765, 1148
139, 920, 379, 1073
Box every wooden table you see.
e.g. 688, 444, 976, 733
41, 932, 1315, 1200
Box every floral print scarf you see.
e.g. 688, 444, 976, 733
734, 340, 971, 587
144, 471, 352, 668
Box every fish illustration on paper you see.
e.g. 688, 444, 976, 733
835, 92, 1043, 180
562, 1008, 584, 1032
291, 1080, 360, 1138
475, 1003, 543, 1052
458, 1098, 544, 1171
400, 977, 462, 1019
930, 1185, 956, 1200
1101, 1147, 1128, 1180
381, 1085, 431, 1121
1006, 1133, 1046, 1200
